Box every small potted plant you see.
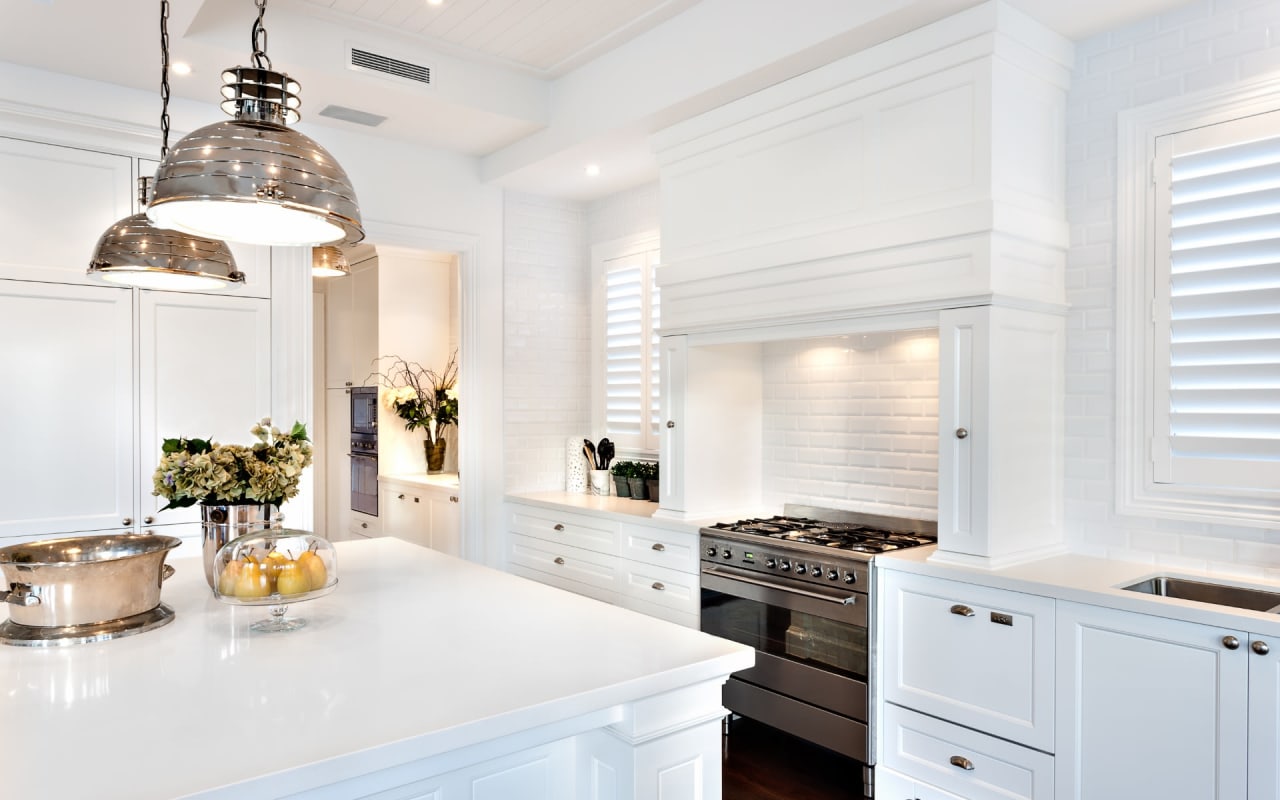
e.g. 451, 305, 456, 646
643, 461, 659, 503
627, 463, 648, 500
611, 461, 633, 497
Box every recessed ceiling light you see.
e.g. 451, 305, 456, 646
585, 164, 601, 177
171, 61, 192, 76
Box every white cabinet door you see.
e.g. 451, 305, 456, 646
383, 486, 429, 547
658, 335, 686, 513
425, 486, 461, 557
1056, 601, 1249, 800
138, 291, 272, 527
0, 137, 133, 285
1250, 631, 1280, 800
324, 276, 353, 389
0, 280, 135, 538
351, 263, 379, 385
323, 387, 351, 541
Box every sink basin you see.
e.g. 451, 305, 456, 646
1122, 576, 1280, 613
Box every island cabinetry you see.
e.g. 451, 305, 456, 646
505, 501, 700, 627
1055, 601, 1269, 799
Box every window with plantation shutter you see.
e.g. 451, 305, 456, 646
593, 234, 661, 455
1152, 111, 1280, 491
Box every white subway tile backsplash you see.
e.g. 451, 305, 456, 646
761, 332, 939, 519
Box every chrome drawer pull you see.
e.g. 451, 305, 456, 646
652, 543, 666, 552
950, 755, 974, 771
554, 557, 565, 565
950, 604, 975, 617
1224, 635, 1241, 650
553, 523, 565, 532
652, 582, 665, 591
1255, 641, 1271, 655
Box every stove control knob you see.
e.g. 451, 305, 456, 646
779, 561, 791, 572
827, 569, 840, 581
794, 562, 806, 574
722, 548, 733, 559
844, 572, 857, 584
810, 566, 823, 576
765, 558, 777, 569
706, 546, 718, 557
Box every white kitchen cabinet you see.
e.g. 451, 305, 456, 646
881, 570, 1056, 753
381, 476, 460, 555
655, 336, 762, 520
1055, 601, 1249, 800
935, 306, 1064, 568
321, 258, 378, 389
324, 274, 354, 389
0, 137, 133, 286
877, 767, 965, 800
1250, 631, 1280, 800
505, 500, 701, 627
138, 291, 272, 530
0, 281, 134, 539
350, 510, 380, 539
880, 704, 1054, 800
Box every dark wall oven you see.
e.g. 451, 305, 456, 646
349, 387, 378, 517
700, 507, 937, 798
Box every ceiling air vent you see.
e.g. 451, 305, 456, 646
350, 48, 431, 85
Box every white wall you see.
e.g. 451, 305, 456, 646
761, 332, 940, 519
503, 193, 590, 492
1066, 0, 1280, 579
587, 182, 660, 247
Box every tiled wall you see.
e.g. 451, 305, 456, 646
761, 332, 940, 519
504, 183, 659, 492
503, 193, 590, 492
1066, 0, 1280, 577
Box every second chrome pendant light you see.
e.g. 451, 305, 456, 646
147, 0, 364, 247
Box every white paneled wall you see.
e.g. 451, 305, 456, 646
762, 332, 940, 519
1066, 0, 1280, 577
504, 193, 590, 492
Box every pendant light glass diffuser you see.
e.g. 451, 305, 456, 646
312, 245, 350, 277
87, 1, 243, 291
146, 0, 364, 247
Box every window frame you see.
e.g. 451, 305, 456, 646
590, 231, 661, 458
1116, 75, 1280, 528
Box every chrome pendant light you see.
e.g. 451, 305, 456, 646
88, 1, 243, 291
146, 0, 364, 247
311, 245, 350, 277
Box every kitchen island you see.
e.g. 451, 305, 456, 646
0, 538, 753, 799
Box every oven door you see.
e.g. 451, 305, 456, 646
701, 563, 870, 722
350, 453, 378, 516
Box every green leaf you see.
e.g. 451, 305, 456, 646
291, 421, 309, 440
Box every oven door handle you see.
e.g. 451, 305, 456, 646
702, 566, 860, 606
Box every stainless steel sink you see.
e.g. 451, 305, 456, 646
1122, 576, 1280, 613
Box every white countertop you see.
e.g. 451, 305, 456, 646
381, 471, 460, 489
0, 539, 752, 799
879, 545, 1280, 637
507, 491, 717, 533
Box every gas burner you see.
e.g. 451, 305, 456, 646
709, 513, 935, 554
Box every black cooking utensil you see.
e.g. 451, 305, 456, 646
597, 438, 614, 470
584, 439, 598, 471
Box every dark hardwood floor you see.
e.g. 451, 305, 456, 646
722, 717, 866, 800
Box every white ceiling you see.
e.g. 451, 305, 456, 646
2, 0, 1196, 200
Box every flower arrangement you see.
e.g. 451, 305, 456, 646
370, 351, 459, 445
152, 419, 313, 510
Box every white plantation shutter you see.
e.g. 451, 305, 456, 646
603, 248, 660, 451
1153, 110, 1280, 489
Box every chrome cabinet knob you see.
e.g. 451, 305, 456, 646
652, 543, 666, 552
398, 493, 405, 500
449, 496, 459, 503
360, 522, 368, 529
554, 557, 565, 566
1223, 635, 1241, 650
652, 582, 665, 591
122, 517, 133, 526
345, 381, 352, 387
949, 755, 975, 771
1254, 641, 1271, 655
553, 523, 565, 531
666, 420, 675, 429
950, 604, 975, 617
955, 428, 969, 439
143, 516, 154, 524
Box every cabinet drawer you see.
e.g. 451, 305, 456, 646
619, 524, 699, 573
618, 595, 699, 629
619, 560, 699, 616
350, 511, 380, 537
881, 571, 1055, 752
508, 564, 618, 606
509, 505, 619, 555
880, 704, 1054, 800
508, 534, 619, 593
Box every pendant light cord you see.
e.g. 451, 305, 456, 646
251, 0, 272, 71
159, 0, 171, 158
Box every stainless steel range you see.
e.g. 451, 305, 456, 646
699, 505, 936, 798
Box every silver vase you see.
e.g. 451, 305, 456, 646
200, 503, 279, 590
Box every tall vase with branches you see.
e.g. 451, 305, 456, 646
370, 351, 459, 472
